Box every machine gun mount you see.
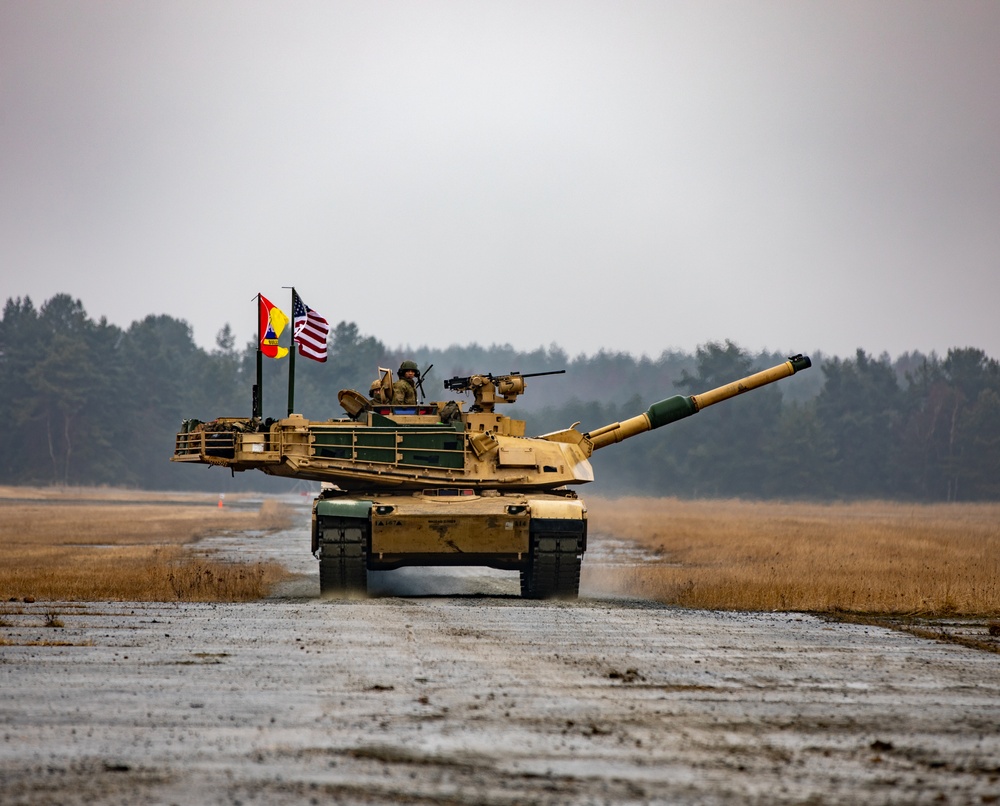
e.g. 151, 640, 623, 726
443, 370, 566, 412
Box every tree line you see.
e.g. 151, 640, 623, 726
1, 294, 997, 500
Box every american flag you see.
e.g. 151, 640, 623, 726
292, 291, 330, 362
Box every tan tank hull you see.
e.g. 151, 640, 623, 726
172, 355, 811, 598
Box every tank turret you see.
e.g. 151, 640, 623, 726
172, 355, 811, 599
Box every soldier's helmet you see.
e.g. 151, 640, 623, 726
399, 360, 419, 375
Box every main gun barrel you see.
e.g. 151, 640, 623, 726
585, 354, 811, 450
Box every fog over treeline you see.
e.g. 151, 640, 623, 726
2, 294, 998, 501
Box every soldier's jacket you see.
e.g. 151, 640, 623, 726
391, 378, 416, 405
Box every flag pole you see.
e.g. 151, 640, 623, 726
253, 293, 263, 420
286, 286, 296, 416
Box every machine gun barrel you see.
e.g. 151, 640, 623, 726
585, 355, 811, 450
516, 369, 566, 380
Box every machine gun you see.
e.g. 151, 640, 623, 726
443, 369, 565, 412
415, 363, 433, 403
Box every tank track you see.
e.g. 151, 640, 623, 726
520, 518, 586, 600
316, 516, 369, 597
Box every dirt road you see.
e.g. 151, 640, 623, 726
2, 510, 999, 804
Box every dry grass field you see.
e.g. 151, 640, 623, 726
583, 496, 1000, 617
3, 487, 999, 621
0, 486, 293, 602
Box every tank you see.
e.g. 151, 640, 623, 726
172, 355, 812, 598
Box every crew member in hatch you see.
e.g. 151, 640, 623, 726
392, 360, 420, 405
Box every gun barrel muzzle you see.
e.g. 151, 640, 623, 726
586, 355, 811, 451
690, 355, 811, 410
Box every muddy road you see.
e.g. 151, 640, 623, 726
2, 506, 999, 805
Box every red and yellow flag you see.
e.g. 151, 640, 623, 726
258, 295, 289, 359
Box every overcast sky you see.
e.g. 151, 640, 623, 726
2, 1, 998, 361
